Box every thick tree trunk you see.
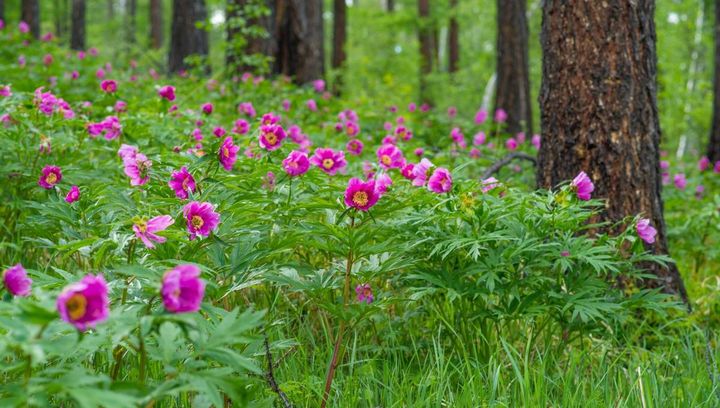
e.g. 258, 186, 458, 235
709, 0, 720, 162
537, 0, 688, 303
273, 0, 324, 84
168, 0, 209, 74
495, 0, 531, 135
332, 0, 347, 92
126, 0, 137, 45
417, 0, 434, 103
21, 0, 40, 39
448, 0, 459, 73
226, 0, 276, 74
149, 0, 163, 49
70, 0, 85, 50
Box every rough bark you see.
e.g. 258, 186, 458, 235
387, 0, 395, 12
332, 0, 347, 92
149, 0, 163, 49
70, 0, 86, 50
168, 0, 209, 74
537, 0, 688, 303
226, 0, 276, 74
448, 0, 459, 73
21, 0, 40, 39
418, 0, 434, 103
273, 0, 325, 84
495, 0, 532, 135
709, 0, 720, 162
126, 0, 137, 44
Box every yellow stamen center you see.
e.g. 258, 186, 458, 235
352, 191, 369, 207
182, 177, 189, 191
322, 159, 334, 169
223, 146, 230, 158
46, 173, 58, 185
136, 220, 147, 233
66, 294, 87, 320
265, 132, 278, 145
381, 155, 392, 166
191, 215, 204, 229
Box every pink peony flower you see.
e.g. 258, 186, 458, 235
213, 126, 227, 138
505, 138, 518, 151
114, 101, 127, 113
259, 124, 286, 151
374, 173, 393, 196
344, 178, 380, 211
282, 99, 291, 111
310, 148, 347, 175
219, 137, 239, 171
233, 119, 250, 135
158, 85, 176, 101
427, 167, 452, 193
120, 146, 151, 186
376, 144, 404, 169
346, 139, 364, 156
401, 163, 415, 180
183, 201, 220, 239
636, 218, 657, 244
133, 215, 174, 249
414, 148, 424, 157
306, 99, 318, 111
475, 109, 488, 124
673, 173, 687, 190
238, 102, 256, 117
100, 79, 117, 93
408, 102, 417, 112
313, 79, 326, 93
447, 106, 457, 118
494, 108, 508, 123
412, 158, 433, 187
571, 171, 594, 200
481, 177, 500, 193
65, 185, 80, 203
161, 265, 205, 313
355, 283, 374, 303
282, 150, 310, 177
696, 184, 705, 200
39, 166, 62, 189
531, 134, 541, 150
57, 274, 109, 331
699, 156, 710, 172
3, 264, 32, 297
473, 132, 486, 146
0, 85, 11, 97
168, 167, 197, 199
201, 102, 213, 115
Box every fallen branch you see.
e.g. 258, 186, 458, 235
481, 152, 537, 180
264, 334, 293, 408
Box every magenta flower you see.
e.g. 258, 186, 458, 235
473, 132, 486, 146
481, 177, 500, 193
158, 85, 176, 101
412, 158, 433, 187
673, 174, 687, 190
313, 79, 326, 93
201, 102, 213, 115
282, 150, 310, 177
168, 166, 197, 199
282, 99, 291, 111
238, 102, 256, 117
571, 171, 594, 201
39, 166, 62, 189
699, 156, 710, 171
414, 148, 424, 157
346, 122, 360, 137
0, 85, 11, 97
57, 274, 110, 331
219, 137, 239, 171
450, 128, 466, 148
100, 80, 117, 93
531, 134, 541, 150
261, 113, 280, 125
65, 185, 80, 203
161, 265, 205, 313
636, 218, 657, 244
346, 139, 364, 156
376, 144, 404, 169
233, 119, 250, 135
428, 167, 452, 193
114, 101, 127, 113
3, 264, 32, 297
401, 163, 415, 180
213, 126, 227, 138
475, 109, 488, 124
183, 201, 220, 239
494, 109, 508, 123
121, 147, 152, 186
374, 173, 393, 196
696, 185, 705, 200
344, 178, 380, 211
88, 116, 122, 140
355, 283, 374, 304
408, 102, 417, 112
118, 144, 137, 161
310, 148, 347, 175
133, 215, 174, 249
306, 99, 318, 111
505, 138, 518, 151
259, 124, 287, 151
19, 21, 30, 34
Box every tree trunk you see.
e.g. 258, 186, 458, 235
21, 0, 40, 39
0, 0, 4, 23
107, 0, 114, 20
273, 0, 324, 84
448, 0, 459, 73
417, 0, 434, 103
70, 0, 85, 50
709, 0, 720, 162
495, 0, 531, 135
332, 0, 347, 92
168, 0, 209, 74
226, 0, 276, 74
126, 0, 137, 45
537, 0, 688, 303
149, 0, 163, 49
387, 0, 394, 12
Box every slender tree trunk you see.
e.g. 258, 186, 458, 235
107, 0, 114, 20
126, 0, 137, 45
0, 0, 4, 23
274, 0, 324, 84
417, 0, 434, 103
387, 0, 394, 12
70, 0, 85, 50
448, 0, 459, 73
495, 0, 531, 135
149, 0, 163, 48
332, 0, 347, 93
21, 0, 40, 39
537, 0, 688, 303
168, 0, 209, 74
709, 0, 720, 162
226, 0, 276, 74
